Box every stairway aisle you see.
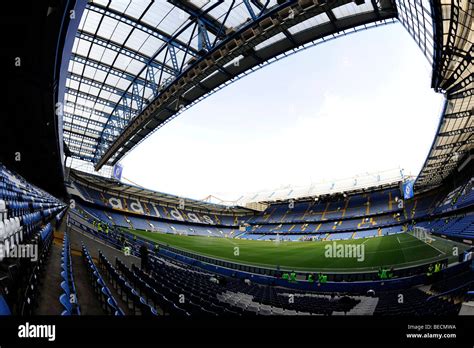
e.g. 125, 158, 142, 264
69, 226, 140, 268
70, 250, 105, 315
35, 213, 68, 315
34, 238, 64, 315
68, 224, 141, 314
99, 257, 134, 315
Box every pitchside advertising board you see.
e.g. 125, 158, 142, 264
400, 180, 415, 200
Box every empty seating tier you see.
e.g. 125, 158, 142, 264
81, 244, 124, 316
0, 162, 66, 315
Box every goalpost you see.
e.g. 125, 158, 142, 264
411, 226, 435, 244
273, 233, 281, 244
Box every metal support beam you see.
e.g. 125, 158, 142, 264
94, 0, 397, 169
65, 87, 138, 113
444, 110, 472, 119
167, 0, 226, 37
168, 44, 180, 74
94, 0, 226, 163
77, 30, 176, 76
435, 138, 473, 151
71, 54, 155, 88
64, 131, 100, 145
197, 19, 212, 51
243, 0, 257, 20
67, 72, 133, 100
87, 3, 199, 56
63, 110, 125, 130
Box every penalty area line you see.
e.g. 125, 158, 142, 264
425, 241, 446, 256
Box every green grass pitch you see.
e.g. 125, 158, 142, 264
124, 229, 468, 272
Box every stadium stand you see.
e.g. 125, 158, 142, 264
0, 162, 66, 315
96, 245, 363, 316
59, 233, 80, 315
418, 214, 474, 240
430, 269, 474, 295
2, 0, 472, 326
247, 187, 402, 224
19, 223, 55, 316
68, 171, 474, 244
78, 203, 235, 238
60, 166, 474, 319
241, 175, 474, 240
71, 178, 240, 227
373, 287, 461, 316
99, 252, 157, 316
81, 244, 125, 316
71, 231, 473, 317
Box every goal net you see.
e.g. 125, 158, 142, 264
273, 233, 281, 244
411, 226, 435, 244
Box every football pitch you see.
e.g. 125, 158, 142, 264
125, 229, 469, 272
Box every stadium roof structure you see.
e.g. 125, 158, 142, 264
414, 0, 472, 190
236, 168, 406, 205
60, 0, 472, 192
69, 169, 254, 214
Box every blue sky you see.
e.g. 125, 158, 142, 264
120, 22, 444, 202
